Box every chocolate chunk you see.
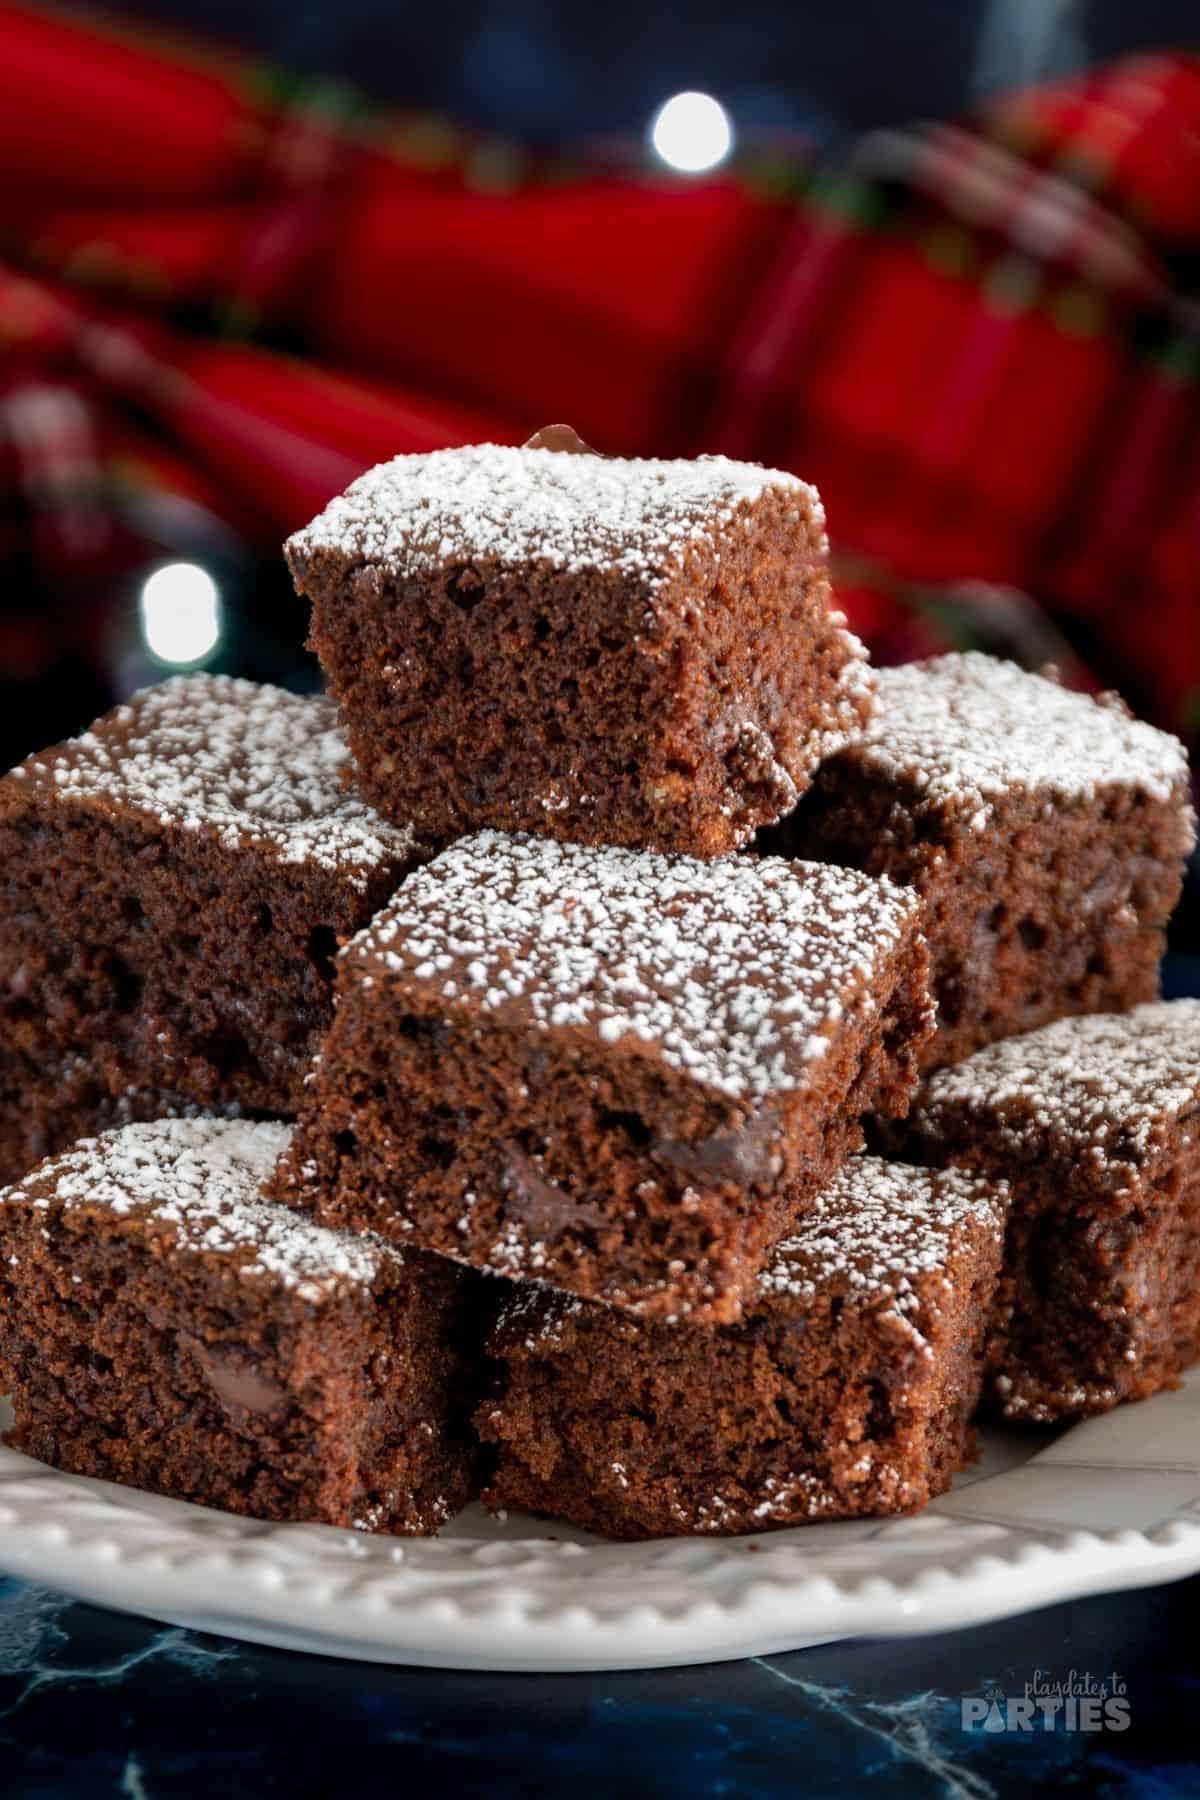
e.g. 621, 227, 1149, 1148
521, 423, 598, 454
652, 1111, 785, 1187
500, 1144, 610, 1242
190, 1342, 288, 1419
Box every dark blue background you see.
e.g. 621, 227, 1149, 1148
103, 0, 1200, 147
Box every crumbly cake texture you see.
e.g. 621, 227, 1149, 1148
762, 652, 1194, 1071
285, 442, 875, 856
0, 1034, 243, 1189
0, 1119, 482, 1532
888, 1002, 1200, 1422
0, 675, 429, 1167
478, 1156, 1007, 1539
270, 832, 935, 1324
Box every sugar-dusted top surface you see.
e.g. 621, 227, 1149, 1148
346, 830, 923, 1104
850, 652, 1191, 827
5, 674, 422, 883
759, 1155, 1004, 1312
911, 1000, 1200, 1168
3, 1118, 389, 1300
286, 443, 822, 589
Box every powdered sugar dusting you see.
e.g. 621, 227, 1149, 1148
912, 1000, 1200, 1167
286, 443, 821, 593
6, 674, 422, 885
347, 830, 923, 1102
851, 653, 1190, 825
761, 1155, 1005, 1312
3, 1118, 390, 1300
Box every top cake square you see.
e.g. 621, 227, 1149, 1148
0, 675, 427, 1176
270, 831, 934, 1322
285, 441, 874, 855
764, 652, 1194, 1069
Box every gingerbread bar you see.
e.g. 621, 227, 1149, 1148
0, 674, 428, 1182
270, 831, 934, 1324
0, 1037, 237, 1194
891, 1001, 1200, 1421
284, 440, 874, 856
762, 653, 1194, 1070
0, 1118, 482, 1532
478, 1156, 1006, 1538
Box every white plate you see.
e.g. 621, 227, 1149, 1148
2, 1379, 1199, 1672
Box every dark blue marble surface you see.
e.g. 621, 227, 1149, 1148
2, 1572, 1200, 1796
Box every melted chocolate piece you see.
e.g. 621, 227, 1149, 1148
190, 1340, 287, 1419
501, 1144, 609, 1241
521, 423, 598, 455
653, 1111, 784, 1187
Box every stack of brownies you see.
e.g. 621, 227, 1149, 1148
1, 434, 1196, 1542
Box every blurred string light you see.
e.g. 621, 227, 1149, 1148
139, 562, 222, 666
649, 91, 734, 174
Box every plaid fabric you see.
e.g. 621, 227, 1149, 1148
0, 4, 1196, 739
710, 70, 1200, 731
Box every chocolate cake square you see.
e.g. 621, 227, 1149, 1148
270, 831, 935, 1324
761, 653, 1194, 1071
892, 1001, 1200, 1421
0, 1118, 482, 1532
284, 441, 874, 856
477, 1156, 1006, 1539
0, 1036, 229, 1196
0, 674, 429, 1183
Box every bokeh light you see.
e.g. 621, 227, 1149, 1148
139, 563, 222, 667
649, 91, 734, 173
